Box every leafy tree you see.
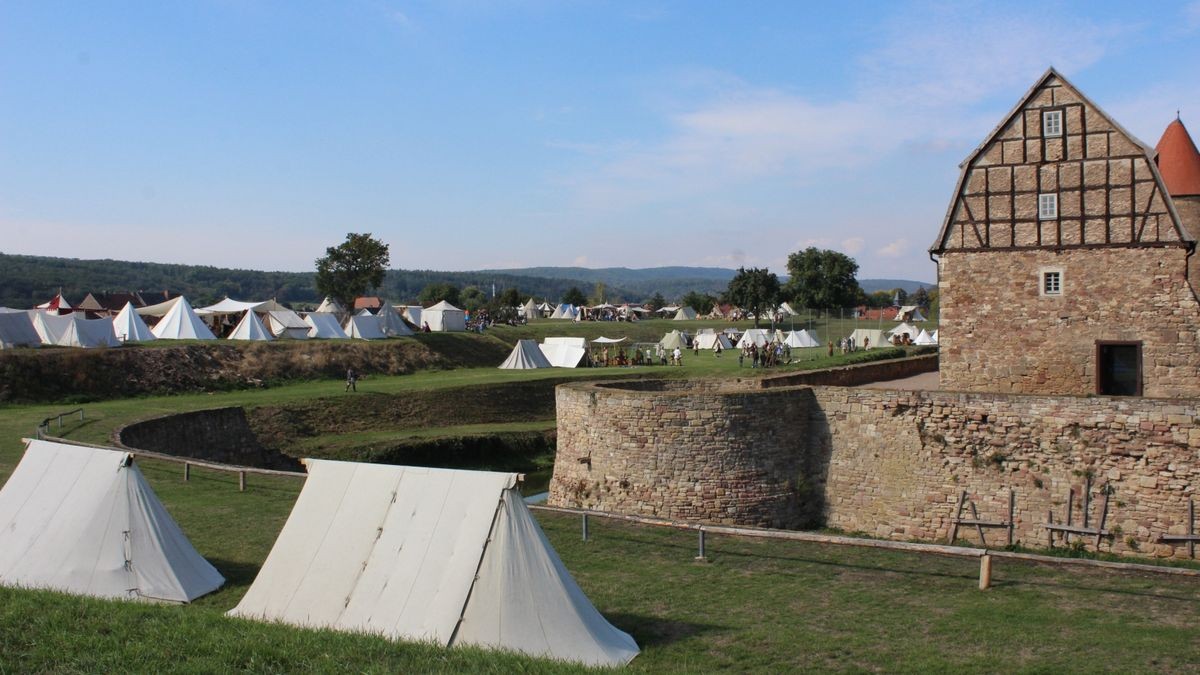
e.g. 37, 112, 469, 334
783, 247, 862, 311
460, 286, 487, 312
314, 233, 390, 309
589, 282, 607, 306
865, 290, 893, 308
498, 287, 522, 308
912, 286, 930, 308
724, 267, 780, 328
647, 292, 667, 310
418, 282, 461, 307
562, 286, 587, 307
680, 291, 717, 315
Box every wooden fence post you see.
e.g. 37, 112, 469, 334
979, 554, 993, 590
184, 462, 190, 482
239, 471, 246, 492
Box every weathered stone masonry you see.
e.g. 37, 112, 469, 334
550, 379, 1200, 559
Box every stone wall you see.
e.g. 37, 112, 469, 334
938, 247, 1200, 397
550, 377, 1200, 559
116, 407, 302, 471
760, 353, 937, 389
550, 379, 814, 528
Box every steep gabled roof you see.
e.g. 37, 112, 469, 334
930, 68, 1190, 254
1156, 117, 1200, 197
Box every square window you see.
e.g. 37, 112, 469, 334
1038, 193, 1058, 220
1043, 110, 1063, 137
1043, 271, 1062, 295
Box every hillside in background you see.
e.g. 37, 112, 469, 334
0, 253, 933, 309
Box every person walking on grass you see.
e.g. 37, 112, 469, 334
345, 367, 358, 392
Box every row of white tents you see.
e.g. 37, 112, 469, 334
0, 439, 638, 666
0, 296, 480, 349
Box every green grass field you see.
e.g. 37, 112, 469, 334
6, 333, 1200, 672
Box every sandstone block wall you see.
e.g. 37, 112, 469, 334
550, 376, 1200, 559
550, 379, 814, 528
759, 353, 937, 389
938, 247, 1200, 397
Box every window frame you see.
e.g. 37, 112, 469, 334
1040, 267, 1063, 297
1095, 341, 1143, 397
1038, 193, 1058, 220
1042, 109, 1063, 137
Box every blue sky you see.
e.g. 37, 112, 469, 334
2, 1, 1198, 283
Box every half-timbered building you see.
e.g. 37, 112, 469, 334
930, 69, 1200, 397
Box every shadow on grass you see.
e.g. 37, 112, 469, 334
604, 613, 723, 648
208, 558, 264, 590
987, 576, 1200, 602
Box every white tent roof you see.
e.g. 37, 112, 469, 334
305, 312, 349, 339
266, 309, 310, 340
499, 339, 554, 369
112, 302, 156, 342
0, 311, 42, 349
197, 298, 287, 316
549, 304, 578, 320
915, 328, 937, 345
784, 329, 820, 348
673, 307, 697, 320
896, 305, 928, 322
659, 330, 687, 350
0, 440, 224, 603
932, 330, 939, 343
537, 301, 554, 311
847, 328, 886, 349
315, 297, 345, 314
887, 322, 919, 337
35, 293, 71, 310
228, 461, 638, 666
151, 296, 216, 340
539, 337, 588, 368
376, 304, 414, 337
31, 311, 121, 348
736, 329, 771, 349
779, 302, 799, 316
344, 314, 386, 340
423, 301, 467, 332
228, 310, 274, 341
694, 333, 733, 350
136, 296, 182, 318
520, 299, 539, 319
591, 336, 626, 344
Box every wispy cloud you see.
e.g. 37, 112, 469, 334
877, 238, 909, 258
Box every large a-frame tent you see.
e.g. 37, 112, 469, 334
0, 440, 224, 603
151, 297, 216, 340
31, 312, 121, 348
305, 313, 349, 339
376, 304, 413, 337
344, 314, 386, 340
423, 300, 467, 332
112, 302, 156, 342
499, 339, 553, 369
228, 461, 638, 667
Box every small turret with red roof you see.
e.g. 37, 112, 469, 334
1156, 115, 1200, 197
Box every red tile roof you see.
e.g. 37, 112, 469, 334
1156, 117, 1200, 197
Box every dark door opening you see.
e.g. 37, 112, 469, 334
1096, 342, 1142, 396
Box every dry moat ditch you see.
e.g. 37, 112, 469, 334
114, 378, 582, 494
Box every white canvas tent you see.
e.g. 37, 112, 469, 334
31, 311, 121, 348
400, 306, 423, 328
673, 307, 697, 321
112, 302, 156, 342
846, 328, 886, 350
549, 303, 578, 320
499, 339, 554, 369
932, 330, 939, 343
266, 309, 310, 340
783, 329, 820, 348
539, 337, 588, 368
0, 440, 224, 603
736, 328, 771, 349
694, 332, 733, 350
305, 312, 349, 339
315, 297, 346, 315
659, 330, 687, 350
887, 322, 920, 338
151, 297, 216, 340
376, 304, 413, 337
228, 461, 638, 666
0, 310, 43, 349
896, 305, 928, 322
228, 310, 274, 341
344, 314, 386, 340
423, 301, 467, 332
915, 329, 937, 345
520, 299, 539, 320
136, 296, 181, 318
197, 297, 287, 316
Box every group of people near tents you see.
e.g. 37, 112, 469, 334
0, 439, 640, 667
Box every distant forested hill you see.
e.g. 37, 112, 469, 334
0, 253, 933, 309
